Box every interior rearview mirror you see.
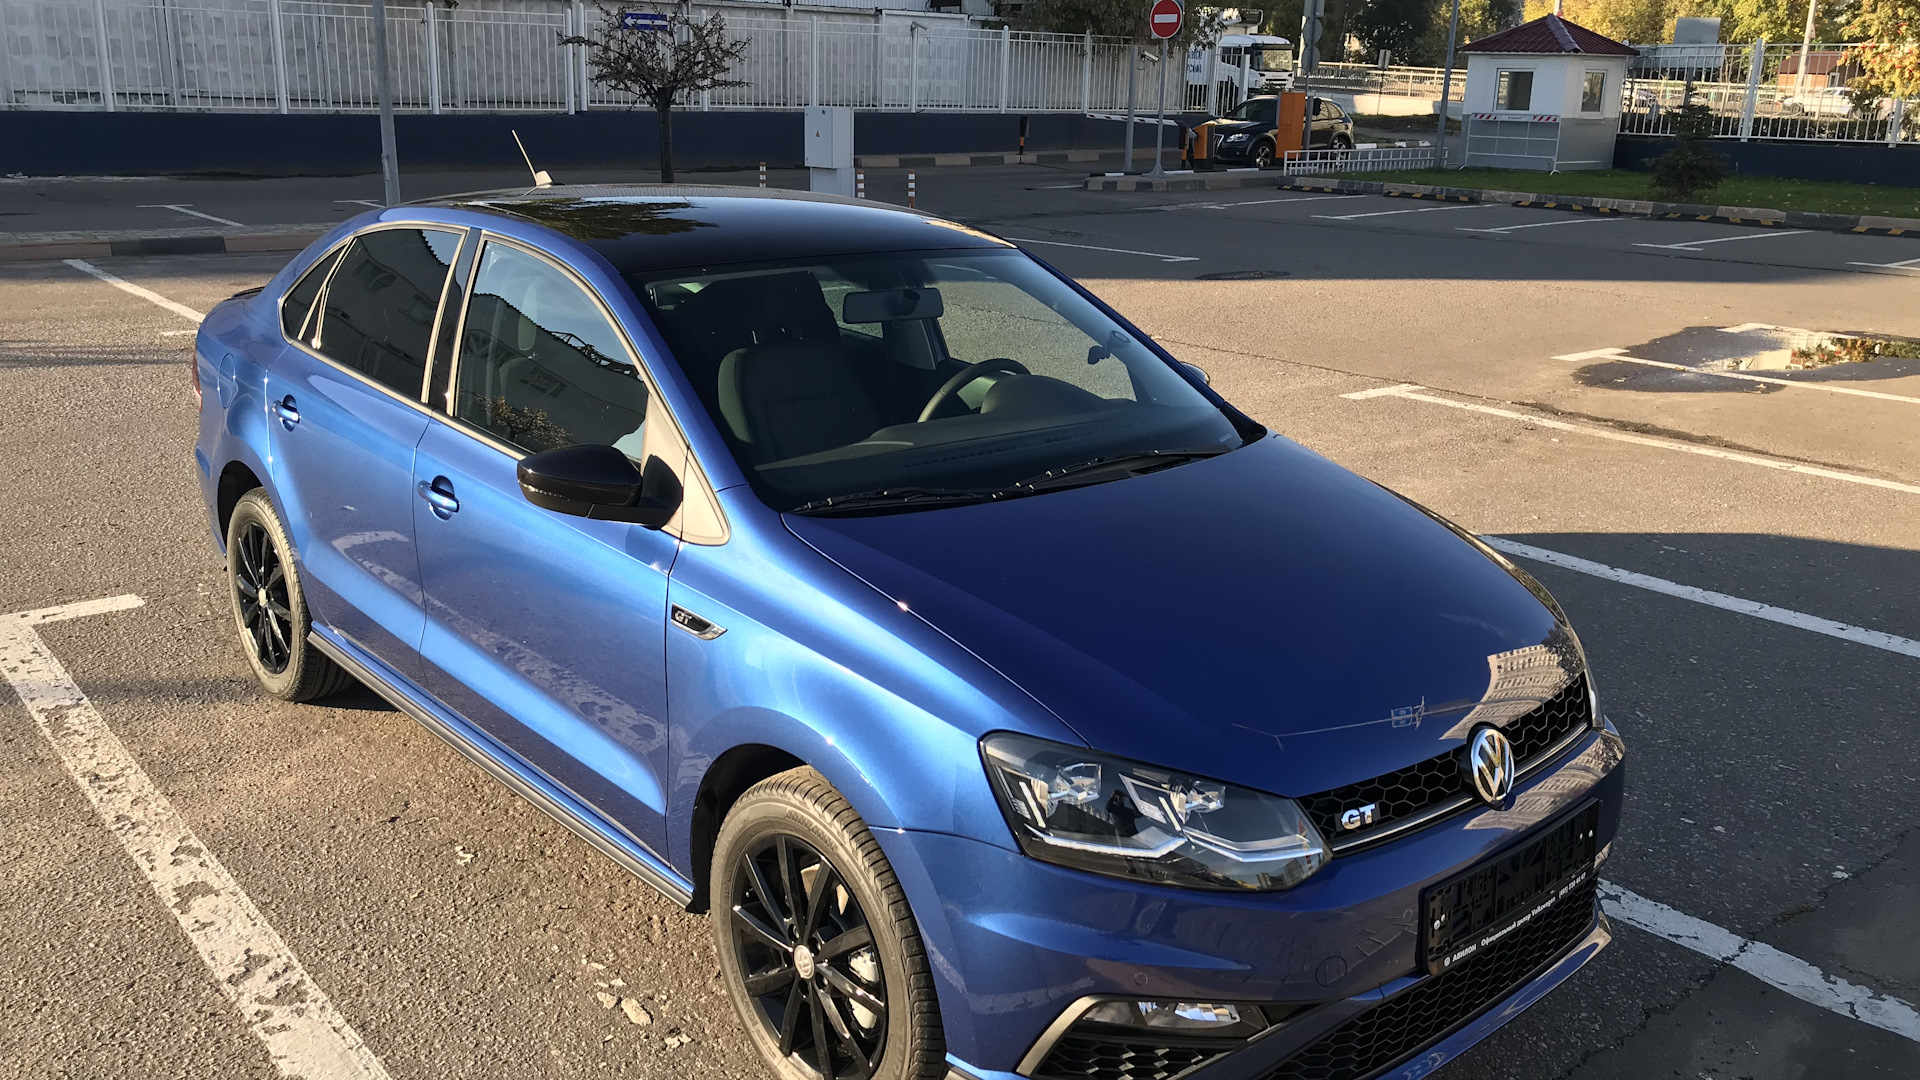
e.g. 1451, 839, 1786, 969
517, 444, 683, 529
842, 287, 945, 324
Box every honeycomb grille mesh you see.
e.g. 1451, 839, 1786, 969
1031, 1033, 1230, 1080
1262, 877, 1599, 1080
1298, 675, 1592, 846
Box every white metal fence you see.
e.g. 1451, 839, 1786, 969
1623, 40, 1917, 145
1280, 145, 1437, 174
0, 0, 1147, 113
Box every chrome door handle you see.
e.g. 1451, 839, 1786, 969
417, 477, 459, 518
273, 395, 300, 428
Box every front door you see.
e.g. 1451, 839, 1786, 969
411, 238, 678, 853
266, 226, 463, 679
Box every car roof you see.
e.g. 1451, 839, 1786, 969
416, 184, 1014, 275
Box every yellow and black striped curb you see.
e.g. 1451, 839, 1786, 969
1279, 176, 1919, 238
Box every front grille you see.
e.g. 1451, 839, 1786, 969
1032, 1032, 1232, 1080
1298, 675, 1592, 849
1263, 877, 1599, 1080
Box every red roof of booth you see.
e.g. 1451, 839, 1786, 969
1460, 14, 1637, 56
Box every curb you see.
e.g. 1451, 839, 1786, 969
1082, 170, 1275, 192
0, 224, 328, 263
855, 149, 1162, 168
1277, 177, 1920, 237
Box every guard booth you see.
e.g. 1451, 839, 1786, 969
1458, 14, 1635, 171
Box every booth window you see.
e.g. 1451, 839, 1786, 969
1496, 69, 1534, 111
1581, 70, 1607, 113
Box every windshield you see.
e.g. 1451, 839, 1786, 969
630, 249, 1244, 513
1253, 46, 1293, 72
1222, 97, 1277, 123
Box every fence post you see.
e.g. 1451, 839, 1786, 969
1891, 98, 1908, 146
700, 10, 711, 110
909, 23, 919, 113
574, 0, 589, 109
871, 14, 883, 108
810, 16, 819, 106
268, 0, 290, 113
93, 0, 115, 111
1081, 30, 1091, 113
1738, 38, 1764, 141
998, 24, 1009, 113
563, 7, 575, 114
425, 1, 442, 114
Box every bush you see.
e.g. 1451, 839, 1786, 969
1651, 82, 1725, 201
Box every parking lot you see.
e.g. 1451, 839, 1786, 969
1, 164, 1916, 1080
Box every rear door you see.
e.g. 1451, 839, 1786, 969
411, 236, 703, 854
266, 225, 464, 679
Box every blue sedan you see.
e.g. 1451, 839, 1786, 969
192, 187, 1624, 1080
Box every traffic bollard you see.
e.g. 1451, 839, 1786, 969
856, 170, 866, 199
907, 172, 916, 209
758, 162, 766, 188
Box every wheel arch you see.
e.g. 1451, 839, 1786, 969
217, 459, 265, 540
686, 742, 808, 913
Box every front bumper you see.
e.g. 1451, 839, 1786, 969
877, 722, 1626, 1078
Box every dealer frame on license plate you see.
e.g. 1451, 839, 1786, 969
1420, 801, 1601, 975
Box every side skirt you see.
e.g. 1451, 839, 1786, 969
309, 628, 696, 908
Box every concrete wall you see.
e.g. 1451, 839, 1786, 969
0, 109, 1144, 177
1614, 134, 1920, 189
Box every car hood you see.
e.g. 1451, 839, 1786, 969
782, 436, 1570, 797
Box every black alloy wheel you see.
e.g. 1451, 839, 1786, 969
730, 834, 889, 1080
233, 519, 293, 674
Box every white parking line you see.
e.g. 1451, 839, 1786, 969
1551, 347, 1920, 406
1633, 229, 1809, 252
63, 258, 206, 324
1847, 256, 1920, 271
137, 202, 245, 227
1314, 203, 1488, 221
1005, 237, 1199, 262
1600, 881, 1920, 1043
1459, 217, 1626, 234
0, 597, 392, 1080
1133, 194, 1360, 212
1482, 537, 1920, 659
1338, 383, 1920, 496
334, 199, 386, 208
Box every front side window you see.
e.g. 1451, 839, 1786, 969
455, 242, 651, 458
1581, 70, 1606, 113
313, 228, 460, 398
1496, 69, 1534, 112
1223, 96, 1277, 124
633, 249, 1246, 513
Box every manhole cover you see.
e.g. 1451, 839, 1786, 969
1194, 269, 1289, 280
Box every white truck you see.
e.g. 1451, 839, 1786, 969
1188, 34, 1295, 112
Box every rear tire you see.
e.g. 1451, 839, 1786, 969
712, 767, 945, 1080
1331, 133, 1355, 150
225, 489, 353, 703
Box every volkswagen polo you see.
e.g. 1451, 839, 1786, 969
192, 186, 1624, 1080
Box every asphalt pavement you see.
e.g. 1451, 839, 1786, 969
0, 163, 1915, 1080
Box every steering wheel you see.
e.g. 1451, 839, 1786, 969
918, 358, 1030, 423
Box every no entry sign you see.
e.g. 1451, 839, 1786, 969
1149, 0, 1183, 39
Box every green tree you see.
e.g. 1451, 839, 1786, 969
1651, 82, 1726, 198
558, 5, 750, 183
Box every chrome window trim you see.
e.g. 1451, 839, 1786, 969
291, 222, 469, 410
277, 236, 352, 347
439, 230, 730, 546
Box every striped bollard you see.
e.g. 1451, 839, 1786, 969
856, 170, 866, 199
907, 171, 916, 209
758, 162, 766, 188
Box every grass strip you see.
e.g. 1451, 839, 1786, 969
1318, 167, 1920, 218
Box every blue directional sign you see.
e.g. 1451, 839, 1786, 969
620, 10, 668, 30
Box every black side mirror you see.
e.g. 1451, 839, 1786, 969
1182, 361, 1211, 386
517, 444, 683, 529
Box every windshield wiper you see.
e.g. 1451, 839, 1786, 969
1010, 447, 1230, 493
788, 487, 992, 516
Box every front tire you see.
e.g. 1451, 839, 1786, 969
225, 489, 352, 702
712, 768, 945, 1080
1251, 139, 1276, 168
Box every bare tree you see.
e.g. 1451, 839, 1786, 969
559, 5, 750, 183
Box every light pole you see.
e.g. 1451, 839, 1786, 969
370, 0, 401, 205
1434, 0, 1463, 169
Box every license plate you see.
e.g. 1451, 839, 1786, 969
1421, 802, 1600, 975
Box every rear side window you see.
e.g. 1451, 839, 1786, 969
453, 242, 651, 457
313, 228, 461, 399
281, 247, 342, 340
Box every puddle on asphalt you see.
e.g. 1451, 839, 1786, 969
1571, 324, 1920, 394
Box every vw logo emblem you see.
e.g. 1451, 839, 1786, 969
1462, 726, 1515, 806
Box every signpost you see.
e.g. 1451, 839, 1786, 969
620, 10, 668, 31
1147, 0, 1182, 176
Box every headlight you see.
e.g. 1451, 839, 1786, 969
981, 733, 1328, 890
1222, 133, 1249, 143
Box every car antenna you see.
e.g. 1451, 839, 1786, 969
512, 130, 555, 189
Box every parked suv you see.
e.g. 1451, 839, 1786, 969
194, 187, 1623, 1080
1212, 95, 1356, 166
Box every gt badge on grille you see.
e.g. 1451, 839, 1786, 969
1339, 803, 1379, 831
